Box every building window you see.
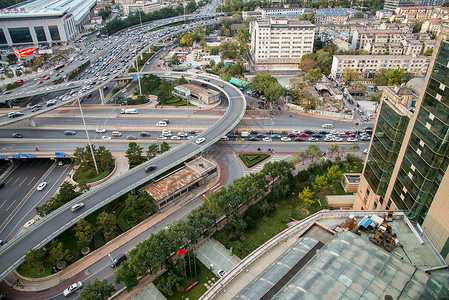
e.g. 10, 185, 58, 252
0, 29, 6, 45
34, 26, 47, 42
364, 188, 370, 205
48, 26, 60, 41
8, 27, 32, 44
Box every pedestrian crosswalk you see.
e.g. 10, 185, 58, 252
243, 154, 293, 174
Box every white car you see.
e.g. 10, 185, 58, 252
158, 136, 168, 140
37, 182, 47, 191
308, 137, 318, 142
164, 72, 171, 76
171, 136, 181, 140
95, 128, 106, 133
263, 137, 272, 142
280, 137, 291, 142
196, 138, 205, 144
333, 137, 343, 142
101, 136, 111, 140
363, 149, 368, 154
218, 269, 226, 278
324, 137, 334, 142
63, 281, 83, 296
347, 137, 357, 142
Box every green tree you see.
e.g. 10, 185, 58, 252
300, 12, 315, 22
170, 54, 179, 66
115, 262, 139, 291
384, 68, 405, 85
303, 68, 322, 82
125, 142, 143, 166
299, 58, 318, 72
47, 240, 68, 266
124, 190, 157, 219
412, 21, 423, 33
424, 48, 433, 56
328, 144, 339, 157
298, 186, 315, 205
372, 72, 387, 86
350, 145, 360, 152
96, 212, 116, 233
159, 141, 171, 154
80, 278, 115, 300
209, 46, 220, 55
74, 218, 94, 247
353, 12, 365, 18
147, 144, 159, 159
343, 68, 359, 83
306, 144, 322, 161
299, 151, 308, 165
370, 91, 382, 103
22, 249, 44, 275
156, 270, 182, 296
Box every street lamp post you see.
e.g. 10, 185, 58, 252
77, 95, 99, 175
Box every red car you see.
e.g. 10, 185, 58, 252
295, 137, 305, 142
37, 80, 43, 85
287, 133, 296, 137
349, 134, 356, 138
44, 75, 50, 80
298, 133, 309, 137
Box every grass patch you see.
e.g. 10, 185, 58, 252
155, 259, 215, 300
73, 167, 112, 184
117, 208, 132, 232
239, 153, 270, 168
93, 231, 106, 249
164, 98, 196, 106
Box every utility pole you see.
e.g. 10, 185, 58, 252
77, 95, 99, 175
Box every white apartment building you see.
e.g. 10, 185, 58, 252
331, 54, 430, 78
122, 2, 161, 15
351, 29, 404, 50
249, 19, 315, 67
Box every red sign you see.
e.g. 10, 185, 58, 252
13, 47, 36, 58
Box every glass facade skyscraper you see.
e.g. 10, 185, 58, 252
355, 25, 449, 262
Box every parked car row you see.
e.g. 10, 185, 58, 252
225, 129, 372, 143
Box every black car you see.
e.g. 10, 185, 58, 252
110, 253, 127, 267
12, 133, 23, 138
320, 130, 330, 135
0, 182, 4, 189
256, 133, 266, 138
303, 130, 315, 135
250, 130, 258, 135
248, 137, 260, 141
364, 126, 373, 130
227, 134, 238, 138
64, 130, 76, 135
145, 165, 157, 172
140, 132, 150, 137
312, 134, 322, 138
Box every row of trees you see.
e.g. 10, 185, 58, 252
125, 141, 171, 166
115, 160, 294, 291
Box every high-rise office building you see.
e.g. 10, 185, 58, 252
354, 24, 449, 263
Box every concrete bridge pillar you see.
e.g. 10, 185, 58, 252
28, 117, 36, 127
99, 87, 105, 104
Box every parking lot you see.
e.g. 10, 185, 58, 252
194, 239, 241, 278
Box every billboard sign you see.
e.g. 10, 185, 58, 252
14, 47, 37, 58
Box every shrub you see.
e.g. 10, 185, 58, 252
239, 153, 270, 168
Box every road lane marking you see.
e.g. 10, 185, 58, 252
6, 199, 16, 211
27, 177, 35, 185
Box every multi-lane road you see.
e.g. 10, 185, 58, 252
0, 74, 247, 282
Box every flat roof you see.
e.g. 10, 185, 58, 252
145, 168, 199, 202
0, 0, 96, 22
201, 211, 449, 299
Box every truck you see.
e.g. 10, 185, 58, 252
120, 108, 138, 114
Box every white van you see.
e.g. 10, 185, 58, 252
156, 121, 167, 127
112, 131, 122, 137
322, 124, 333, 128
